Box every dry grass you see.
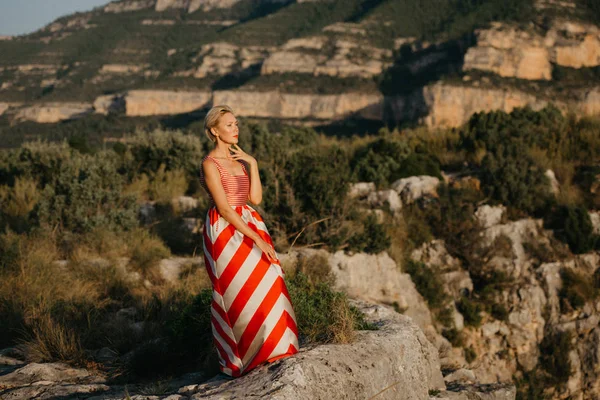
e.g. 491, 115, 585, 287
402, 127, 463, 168
329, 296, 357, 344
294, 252, 335, 286
123, 174, 150, 203
128, 228, 172, 275
149, 164, 189, 204
528, 147, 585, 206
0, 177, 40, 217
20, 314, 86, 365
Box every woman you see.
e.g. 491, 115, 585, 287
199, 105, 299, 377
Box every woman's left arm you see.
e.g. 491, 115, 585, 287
230, 144, 263, 205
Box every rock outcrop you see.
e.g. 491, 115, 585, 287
213, 90, 384, 120
262, 38, 393, 78
104, 0, 154, 13
391, 175, 441, 204
464, 20, 600, 80
123, 90, 212, 116
179, 302, 445, 400
0, 302, 453, 400
409, 82, 548, 128
14, 103, 94, 123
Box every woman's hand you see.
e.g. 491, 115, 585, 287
228, 144, 256, 166
254, 237, 278, 263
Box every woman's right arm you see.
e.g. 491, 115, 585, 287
202, 158, 277, 262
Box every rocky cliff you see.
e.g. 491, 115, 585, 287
1, 0, 600, 127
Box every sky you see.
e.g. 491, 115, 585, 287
0, 0, 110, 36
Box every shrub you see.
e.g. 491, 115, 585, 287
34, 152, 139, 234
491, 303, 509, 321
479, 142, 551, 215
545, 205, 597, 254
558, 268, 598, 312
539, 330, 574, 385
456, 295, 483, 327
288, 145, 350, 218
286, 271, 375, 345
128, 229, 171, 276
442, 327, 465, 347
404, 260, 449, 310
0, 177, 40, 233
163, 289, 218, 375
284, 145, 355, 249
148, 164, 189, 204
21, 314, 86, 365
350, 138, 411, 188
126, 129, 204, 179
464, 346, 477, 363
397, 153, 442, 180
347, 213, 391, 254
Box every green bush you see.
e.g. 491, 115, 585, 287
545, 205, 597, 254
286, 271, 376, 345
479, 142, 551, 215
288, 145, 350, 217
539, 330, 574, 385
464, 346, 477, 363
34, 152, 139, 234
404, 260, 450, 310
558, 268, 598, 312
456, 295, 483, 327
163, 289, 218, 374
347, 213, 391, 254
126, 129, 204, 180
350, 138, 411, 188
397, 153, 442, 180
441, 327, 465, 347
491, 303, 509, 321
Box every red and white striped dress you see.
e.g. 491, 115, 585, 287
199, 155, 299, 377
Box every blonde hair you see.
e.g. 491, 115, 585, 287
204, 105, 235, 143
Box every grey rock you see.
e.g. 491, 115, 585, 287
183, 302, 445, 400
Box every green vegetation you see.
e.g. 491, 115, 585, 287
287, 271, 376, 345
464, 346, 477, 363
456, 295, 483, 327
558, 268, 599, 312
1, 103, 600, 389
539, 330, 574, 385
545, 205, 599, 254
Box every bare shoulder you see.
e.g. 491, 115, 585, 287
202, 157, 218, 174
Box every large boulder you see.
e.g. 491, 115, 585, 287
179, 301, 446, 400
391, 176, 440, 205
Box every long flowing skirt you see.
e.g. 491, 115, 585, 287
202, 204, 299, 377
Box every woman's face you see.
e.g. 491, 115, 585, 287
213, 112, 239, 144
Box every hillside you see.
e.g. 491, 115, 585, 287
1, 0, 600, 136
0, 0, 600, 131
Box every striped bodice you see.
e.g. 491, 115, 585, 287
200, 155, 249, 207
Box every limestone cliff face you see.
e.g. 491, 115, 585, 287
14, 103, 93, 123
262, 37, 393, 78
104, 0, 154, 13
579, 87, 600, 117
213, 90, 384, 120
104, 0, 291, 13
464, 20, 600, 80
123, 90, 212, 116
409, 83, 549, 128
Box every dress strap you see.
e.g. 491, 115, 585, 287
205, 155, 247, 176
205, 155, 224, 170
